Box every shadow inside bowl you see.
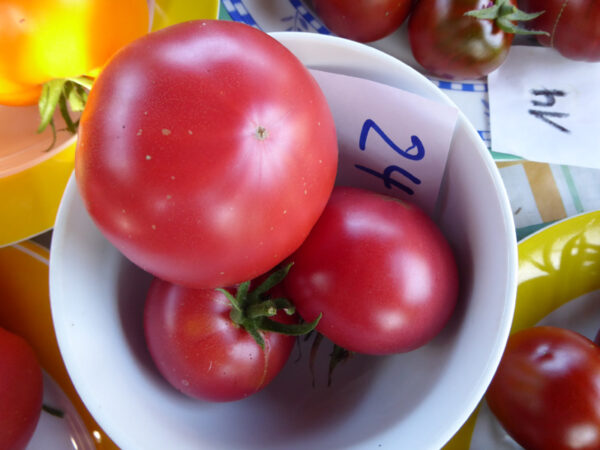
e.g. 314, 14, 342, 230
114, 248, 457, 449
117, 257, 156, 377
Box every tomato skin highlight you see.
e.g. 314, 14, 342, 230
487, 326, 600, 450
283, 186, 459, 355
0, 0, 149, 105
0, 327, 44, 450
76, 20, 338, 289
408, 0, 515, 80
312, 0, 412, 43
143, 278, 296, 402
522, 0, 600, 62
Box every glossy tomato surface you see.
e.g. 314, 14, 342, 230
0, 327, 43, 450
143, 277, 296, 402
283, 186, 459, 355
408, 0, 515, 79
0, 0, 148, 105
312, 0, 412, 42
487, 326, 600, 450
522, 0, 600, 61
76, 20, 338, 289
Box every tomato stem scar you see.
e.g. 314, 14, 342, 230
255, 126, 269, 140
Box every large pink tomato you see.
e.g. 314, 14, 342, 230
75, 20, 338, 289
283, 186, 459, 355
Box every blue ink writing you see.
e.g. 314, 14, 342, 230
359, 119, 425, 160
355, 164, 420, 195
356, 119, 423, 195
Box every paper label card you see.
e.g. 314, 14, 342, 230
310, 69, 459, 216
488, 46, 600, 169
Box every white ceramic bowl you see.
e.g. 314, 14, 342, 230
50, 32, 517, 450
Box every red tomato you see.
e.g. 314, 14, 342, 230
312, 0, 412, 43
283, 186, 459, 355
486, 326, 600, 450
0, 327, 44, 450
76, 20, 338, 289
522, 0, 600, 61
144, 275, 299, 402
408, 0, 528, 79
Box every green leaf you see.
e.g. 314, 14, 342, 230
37, 79, 66, 133
257, 313, 322, 336
464, 4, 500, 20
216, 288, 244, 314
504, 9, 545, 22
464, 0, 549, 36
246, 325, 265, 349
66, 82, 87, 112
58, 94, 78, 134
67, 75, 94, 91
250, 263, 293, 301
235, 281, 251, 307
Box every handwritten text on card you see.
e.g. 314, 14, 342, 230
309, 69, 458, 216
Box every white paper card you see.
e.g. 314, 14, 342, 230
488, 46, 600, 169
310, 69, 458, 216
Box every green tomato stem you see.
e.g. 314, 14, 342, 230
217, 264, 320, 349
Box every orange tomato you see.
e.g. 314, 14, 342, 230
0, 0, 149, 106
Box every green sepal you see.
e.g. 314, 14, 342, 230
464, 0, 549, 36
216, 265, 320, 349
257, 313, 322, 336
37, 75, 94, 136
246, 325, 266, 349
249, 263, 293, 302
38, 79, 66, 133
58, 94, 78, 134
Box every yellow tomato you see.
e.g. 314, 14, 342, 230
0, 0, 149, 106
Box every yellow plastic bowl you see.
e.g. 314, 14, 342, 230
446, 210, 600, 449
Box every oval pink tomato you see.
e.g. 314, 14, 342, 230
0, 327, 44, 450
487, 326, 600, 450
312, 0, 412, 43
144, 277, 296, 402
76, 20, 338, 289
283, 186, 459, 355
522, 0, 600, 62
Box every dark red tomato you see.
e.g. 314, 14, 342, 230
0, 327, 43, 450
76, 20, 338, 289
487, 326, 600, 450
522, 0, 600, 61
144, 277, 297, 402
312, 0, 412, 42
283, 186, 459, 355
408, 0, 518, 79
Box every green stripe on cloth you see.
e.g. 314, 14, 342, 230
560, 165, 585, 214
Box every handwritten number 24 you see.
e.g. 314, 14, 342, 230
356, 119, 423, 195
